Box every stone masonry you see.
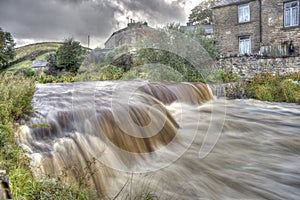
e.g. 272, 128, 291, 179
216, 54, 300, 80
213, 0, 300, 55
261, 0, 300, 53
213, 0, 260, 55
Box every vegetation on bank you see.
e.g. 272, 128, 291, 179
219, 71, 300, 104
244, 72, 300, 104
0, 28, 15, 71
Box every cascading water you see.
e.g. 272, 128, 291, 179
17, 81, 300, 199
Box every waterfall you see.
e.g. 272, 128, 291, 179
17, 81, 300, 199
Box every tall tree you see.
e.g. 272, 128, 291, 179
56, 38, 86, 73
0, 28, 15, 70
188, 0, 221, 25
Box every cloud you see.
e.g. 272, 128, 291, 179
114, 0, 186, 24
0, 0, 191, 48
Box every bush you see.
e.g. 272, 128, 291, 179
98, 65, 124, 80
35, 74, 76, 83
219, 69, 241, 83
245, 72, 300, 103
0, 73, 35, 124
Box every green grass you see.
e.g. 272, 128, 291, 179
8, 51, 57, 72
7, 60, 32, 72
6, 42, 91, 73
4, 42, 62, 72
14, 42, 62, 61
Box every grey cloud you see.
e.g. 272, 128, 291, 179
115, 0, 186, 24
0, 0, 188, 47
0, 0, 119, 46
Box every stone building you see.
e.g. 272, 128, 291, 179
104, 21, 149, 49
213, 0, 300, 56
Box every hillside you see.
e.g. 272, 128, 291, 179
7, 42, 91, 72
7, 42, 63, 72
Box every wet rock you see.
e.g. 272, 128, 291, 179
0, 170, 12, 200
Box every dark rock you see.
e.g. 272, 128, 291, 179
0, 170, 12, 200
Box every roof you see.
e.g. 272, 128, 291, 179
213, 0, 254, 9
92, 48, 113, 56
104, 22, 148, 46
181, 24, 213, 34
32, 60, 48, 68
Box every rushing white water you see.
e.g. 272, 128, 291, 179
17, 81, 300, 199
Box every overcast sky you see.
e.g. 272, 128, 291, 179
0, 0, 202, 48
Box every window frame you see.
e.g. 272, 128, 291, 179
239, 36, 251, 55
284, 0, 299, 28
238, 3, 250, 23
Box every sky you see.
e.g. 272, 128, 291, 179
0, 0, 203, 49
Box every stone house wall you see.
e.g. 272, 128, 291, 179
261, 0, 300, 53
213, 0, 260, 55
213, 0, 300, 55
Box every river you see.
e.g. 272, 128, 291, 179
17, 81, 300, 199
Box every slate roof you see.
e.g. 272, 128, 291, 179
213, 0, 254, 9
32, 60, 49, 68
181, 24, 213, 34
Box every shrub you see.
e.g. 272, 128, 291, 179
99, 65, 124, 80
219, 69, 241, 83
245, 72, 300, 103
0, 73, 35, 124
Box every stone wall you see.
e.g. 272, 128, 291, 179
216, 54, 300, 80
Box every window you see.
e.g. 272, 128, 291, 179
239, 36, 251, 54
238, 4, 250, 23
284, 1, 299, 27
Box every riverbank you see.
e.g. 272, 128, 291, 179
212, 72, 300, 104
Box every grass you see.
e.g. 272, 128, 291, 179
14, 42, 62, 61
4, 42, 62, 72
7, 60, 32, 72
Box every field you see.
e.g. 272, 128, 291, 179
7, 42, 63, 72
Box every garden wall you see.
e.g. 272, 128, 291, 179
216, 55, 300, 81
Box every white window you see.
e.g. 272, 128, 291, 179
284, 1, 299, 27
238, 4, 250, 23
239, 36, 251, 54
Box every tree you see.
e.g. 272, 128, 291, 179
186, 26, 218, 58
188, 0, 221, 25
165, 22, 185, 33
0, 27, 15, 70
56, 38, 86, 73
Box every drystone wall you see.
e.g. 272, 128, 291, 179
216, 55, 300, 81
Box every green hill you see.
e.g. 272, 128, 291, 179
7, 42, 63, 72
